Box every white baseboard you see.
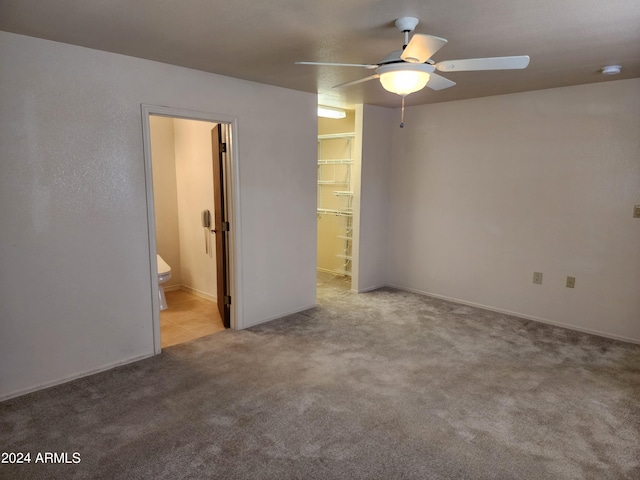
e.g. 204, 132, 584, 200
179, 285, 216, 302
316, 267, 351, 277
0, 352, 156, 402
353, 282, 386, 293
386, 283, 640, 345
316, 267, 334, 275
242, 303, 317, 329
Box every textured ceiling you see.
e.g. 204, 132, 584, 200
1, 0, 639, 108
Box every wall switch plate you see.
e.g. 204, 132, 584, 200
533, 272, 543, 284
566, 276, 576, 288
634, 205, 640, 218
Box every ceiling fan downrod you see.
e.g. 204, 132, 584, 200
396, 17, 419, 51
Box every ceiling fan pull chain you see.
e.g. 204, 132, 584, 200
400, 96, 405, 128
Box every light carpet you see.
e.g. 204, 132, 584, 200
1, 274, 639, 479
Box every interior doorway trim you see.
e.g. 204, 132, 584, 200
141, 104, 243, 354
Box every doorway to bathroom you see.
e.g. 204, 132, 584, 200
142, 105, 238, 352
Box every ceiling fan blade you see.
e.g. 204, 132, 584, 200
333, 74, 380, 89
296, 61, 378, 69
435, 55, 530, 72
426, 73, 456, 91
401, 34, 448, 64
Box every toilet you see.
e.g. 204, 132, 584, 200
157, 254, 172, 311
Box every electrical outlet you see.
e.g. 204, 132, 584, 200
533, 272, 543, 284
566, 276, 576, 288
634, 205, 640, 218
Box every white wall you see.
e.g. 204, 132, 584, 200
352, 104, 393, 292
173, 118, 217, 299
150, 116, 181, 288
0, 32, 317, 399
388, 79, 640, 343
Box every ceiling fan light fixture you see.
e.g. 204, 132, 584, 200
380, 70, 430, 95
378, 64, 432, 96
317, 106, 347, 119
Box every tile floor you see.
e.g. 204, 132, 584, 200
160, 290, 225, 348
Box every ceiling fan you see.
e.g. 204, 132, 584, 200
297, 17, 530, 126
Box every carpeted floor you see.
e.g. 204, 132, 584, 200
1, 274, 639, 479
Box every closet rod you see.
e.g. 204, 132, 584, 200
317, 208, 353, 217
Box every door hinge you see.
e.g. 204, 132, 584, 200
224, 295, 231, 306
222, 221, 230, 232
220, 142, 227, 153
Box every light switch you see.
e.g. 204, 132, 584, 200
634, 205, 640, 218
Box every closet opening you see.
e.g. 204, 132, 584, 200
316, 107, 359, 294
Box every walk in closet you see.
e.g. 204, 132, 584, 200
317, 132, 354, 278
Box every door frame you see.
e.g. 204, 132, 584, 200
141, 104, 242, 354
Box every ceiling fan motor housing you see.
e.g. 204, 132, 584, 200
395, 17, 419, 33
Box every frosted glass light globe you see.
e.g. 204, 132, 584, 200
379, 70, 430, 96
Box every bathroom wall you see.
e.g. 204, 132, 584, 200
0, 32, 317, 400
150, 115, 181, 289
149, 117, 217, 298
173, 118, 217, 299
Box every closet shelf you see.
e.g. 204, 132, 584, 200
317, 208, 352, 216
337, 235, 352, 240
317, 159, 353, 165
318, 132, 356, 140
333, 191, 353, 196
336, 254, 352, 260
318, 180, 349, 185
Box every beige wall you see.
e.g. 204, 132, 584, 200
150, 116, 181, 288
388, 79, 640, 342
318, 110, 356, 135
173, 118, 217, 299
0, 32, 317, 399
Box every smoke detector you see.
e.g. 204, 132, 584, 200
601, 65, 622, 75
